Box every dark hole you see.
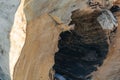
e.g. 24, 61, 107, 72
110, 5, 120, 13
53, 10, 109, 80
